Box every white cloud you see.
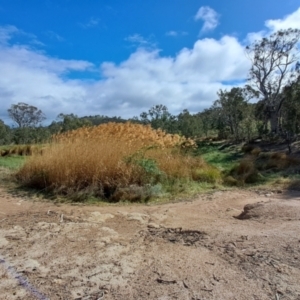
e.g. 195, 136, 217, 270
195, 6, 219, 34
79, 36, 250, 118
46, 31, 64, 42
0, 27, 250, 124
80, 17, 100, 29
3, 6, 300, 124
0, 25, 18, 44
166, 31, 188, 37
125, 34, 156, 49
265, 7, 300, 31
125, 34, 148, 44
0, 25, 43, 46
0, 30, 94, 124
245, 7, 300, 45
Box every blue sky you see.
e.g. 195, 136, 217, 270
0, 0, 300, 124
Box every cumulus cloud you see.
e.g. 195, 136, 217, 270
91, 35, 249, 117
195, 6, 219, 34
0, 27, 94, 124
245, 8, 300, 46
0, 26, 250, 124
6, 5, 300, 124
265, 7, 300, 31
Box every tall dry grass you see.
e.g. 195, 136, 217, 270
0, 145, 43, 157
17, 122, 217, 201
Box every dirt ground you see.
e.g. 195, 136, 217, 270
0, 187, 300, 300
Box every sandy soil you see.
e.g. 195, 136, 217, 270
0, 187, 300, 300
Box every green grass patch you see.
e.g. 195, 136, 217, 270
196, 142, 242, 171
0, 156, 26, 170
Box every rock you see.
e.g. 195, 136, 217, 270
88, 212, 114, 223
127, 213, 149, 224
101, 227, 118, 236
150, 213, 167, 222
0, 237, 9, 248
148, 223, 160, 229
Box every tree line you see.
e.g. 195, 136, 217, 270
0, 28, 299, 145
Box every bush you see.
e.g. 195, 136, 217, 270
16, 122, 213, 202
242, 144, 256, 153
223, 176, 238, 186
257, 151, 300, 170
250, 147, 261, 156
192, 167, 222, 183
230, 159, 260, 184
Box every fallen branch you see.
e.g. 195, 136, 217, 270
201, 288, 213, 292
183, 280, 189, 289
156, 278, 177, 284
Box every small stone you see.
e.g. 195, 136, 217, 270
0, 237, 9, 248
148, 223, 160, 229
88, 212, 114, 223
127, 213, 149, 224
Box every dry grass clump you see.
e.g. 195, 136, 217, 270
242, 144, 262, 156
191, 167, 222, 183
17, 122, 213, 201
229, 159, 260, 184
228, 150, 300, 186
250, 147, 262, 156
242, 144, 256, 154
0, 149, 9, 157
223, 175, 238, 186
287, 179, 300, 191
0, 145, 42, 157
257, 151, 300, 170
52, 122, 196, 149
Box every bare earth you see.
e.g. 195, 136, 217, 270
0, 187, 300, 300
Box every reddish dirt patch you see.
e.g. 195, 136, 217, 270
0, 187, 300, 299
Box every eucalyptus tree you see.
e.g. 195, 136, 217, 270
177, 109, 203, 138
139, 105, 177, 133
213, 87, 252, 140
8, 102, 46, 128
246, 28, 300, 133
281, 75, 300, 134
50, 113, 92, 133
0, 119, 11, 145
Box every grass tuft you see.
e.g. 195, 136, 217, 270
229, 159, 260, 184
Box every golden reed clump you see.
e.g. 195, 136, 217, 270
52, 122, 196, 149
16, 122, 214, 201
